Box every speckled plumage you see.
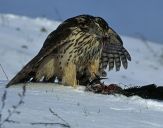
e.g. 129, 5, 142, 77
7, 15, 131, 87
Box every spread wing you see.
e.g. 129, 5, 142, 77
100, 27, 131, 72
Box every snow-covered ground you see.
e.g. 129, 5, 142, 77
0, 14, 163, 128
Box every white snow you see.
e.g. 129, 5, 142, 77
0, 14, 163, 128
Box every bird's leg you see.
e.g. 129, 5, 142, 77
88, 73, 107, 86
85, 73, 107, 93
76, 69, 91, 85
62, 63, 77, 87
88, 59, 100, 80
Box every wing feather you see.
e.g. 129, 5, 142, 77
100, 27, 131, 72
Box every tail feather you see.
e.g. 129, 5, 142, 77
6, 55, 41, 88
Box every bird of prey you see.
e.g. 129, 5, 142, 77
6, 15, 131, 87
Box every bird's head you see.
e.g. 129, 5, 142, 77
93, 16, 123, 47
94, 17, 109, 37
